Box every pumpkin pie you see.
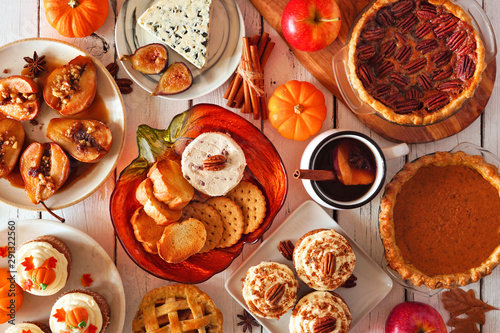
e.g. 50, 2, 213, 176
347, 0, 486, 125
379, 151, 500, 289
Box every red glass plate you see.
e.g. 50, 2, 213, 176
110, 104, 288, 283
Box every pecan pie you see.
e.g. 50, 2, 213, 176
348, 0, 486, 125
379, 151, 500, 289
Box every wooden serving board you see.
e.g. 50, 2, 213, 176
249, 0, 496, 143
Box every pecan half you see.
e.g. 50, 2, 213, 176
265, 283, 285, 306
456, 55, 475, 80
457, 40, 477, 56
385, 92, 402, 105
416, 39, 438, 54
405, 86, 422, 100
341, 274, 358, 288
404, 58, 426, 75
380, 40, 397, 58
106, 62, 119, 77
394, 99, 421, 114
433, 14, 459, 38
417, 73, 433, 90
433, 51, 452, 68
394, 45, 412, 64
368, 54, 384, 67
376, 9, 394, 27
357, 44, 376, 61
376, 61, 395, 78
395, 32, 408, 44
424, 92, 450, 111
278, 240, 294, 261
358, 64, 375, 87
447, 30, 467, 52
390, 72, 409, 89
417, 2, 438, 20
320, 252, 336, 277
116, 78, 133, 94
431, 67, 453, 81
361, 28, 385, 41
203, 155, 227, 171
438, 79, 463, 93
414, 22, 433, 39
397, 14, 418, 34
313, 316, 337, 333
391, 0, 414, 19
373, 84, 392, 98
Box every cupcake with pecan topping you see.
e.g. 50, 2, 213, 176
293, 229, 356, 290
242, 261, 299, 319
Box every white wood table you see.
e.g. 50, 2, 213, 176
0, 0, 499, 332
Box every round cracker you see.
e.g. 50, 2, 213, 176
206, 197, 245, 248
226, 181, 267, 234
182, 202, 223, 253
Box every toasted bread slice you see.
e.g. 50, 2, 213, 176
130, 207, 165, 254
148, 159, 194, 210
157, 218, 207, 263
136, 178, 182, 225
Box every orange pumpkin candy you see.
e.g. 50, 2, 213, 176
0, 268, 24, 324
66, 307, 89, 329
44, 0, 109, 38
32, 267, 56, 290
268, 80, 327, 141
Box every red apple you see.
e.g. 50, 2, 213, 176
385, 302, 447, 333
281, 0, 341, 52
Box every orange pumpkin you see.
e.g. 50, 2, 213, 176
268, 80, 327, 141
66, 307, 89, 329
32, 267, 56, 290
44, 0, 109, 38
0, 268, 24, 324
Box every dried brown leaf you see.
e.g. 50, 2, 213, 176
448, 317, 479, 333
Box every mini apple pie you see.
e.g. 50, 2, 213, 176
347, 0, 486, 125
132, 284, 223, 333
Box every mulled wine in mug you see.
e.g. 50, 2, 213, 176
296, 130, 409, 209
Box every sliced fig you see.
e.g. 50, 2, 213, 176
43, 55, 97, 116
0, 75, 41, 120
333, 140, 376, 186
46, 118, 113, 163
19, 142, 70, 204
0, 118, 25, 177
120, 43, 168, 74
152, 62, 193, 96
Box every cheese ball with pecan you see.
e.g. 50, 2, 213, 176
242, 261, 299, 319
290, 291, 351, 333
293, 229, 356, 290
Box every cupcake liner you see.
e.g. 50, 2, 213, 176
62, 289, 111, 333
24, 235, 72, 277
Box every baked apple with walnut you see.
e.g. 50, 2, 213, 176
0, 118, 25, 177
46, 118, 113, 163
43, 55, 97, 116
19, 142, 70, 204
0, 75, 41, 120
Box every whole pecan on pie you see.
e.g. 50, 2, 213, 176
347, 0, 486, 125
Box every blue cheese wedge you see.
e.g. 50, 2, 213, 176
138, 0, 213, 69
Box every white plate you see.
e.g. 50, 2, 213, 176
0, 219, 125, 332
115, 0, 244, 100
225, 200, 393, 332
0, 38, 125, 210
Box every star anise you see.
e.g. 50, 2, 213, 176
237, 310, 260, 333
348, 147, 371, 170
23, 51, 46, 78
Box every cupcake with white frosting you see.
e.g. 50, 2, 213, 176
290, 291, 351, 333
293, 229, 355, 291
16, 235, 71, 296
5, 322, 51, 333
50, 289, 110, 333
242, 261, 299, 319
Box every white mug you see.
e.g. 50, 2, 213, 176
299, 129, 409, 210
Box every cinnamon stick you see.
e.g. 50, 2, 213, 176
293, 169, 338, 181
242, 38, 252, 114
242, 38, 260, 116
250, 44, 265, 120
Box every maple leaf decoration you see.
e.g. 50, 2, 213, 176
53, 307, 67, 322
21, 256, 35, 271
43, 256, 57, 269
86, 324, 98, 333
237, 310, 260, 333
22, 330, 32, 333
442, 288, 498, 333
23, 51, 47, 78
81, 273, 93, 287
22, 278, 33, 291
0, 245, 8, 258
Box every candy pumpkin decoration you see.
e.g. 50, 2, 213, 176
32, 266, 56, 290
0, 268, 24, 324
268, 80, 327, 141
66, 307, 89, 329
44, 0, 109, 38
